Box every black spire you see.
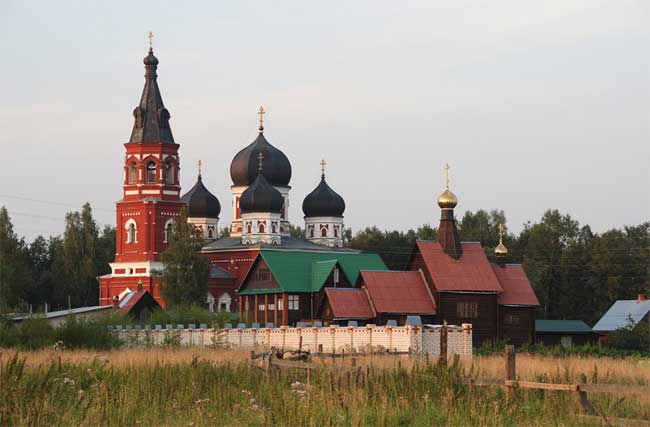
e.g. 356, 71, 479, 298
129, 45, 175, 144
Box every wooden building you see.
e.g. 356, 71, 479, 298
535, 320, 597, 347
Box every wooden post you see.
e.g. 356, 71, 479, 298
264, 294, 269, 325
254, 295, 259, 323
505, 345, 516, 400
274, 294, 279, 327
351, 357, 357, 367
282, 293, 289, 326
577, 373, 596, 415
439, 321, 448, 366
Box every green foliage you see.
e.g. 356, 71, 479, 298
148, 306, 232, 328
158, 209, 210, 308
607, 317, 650, 352
54, 316, 122, 350
0, 207, 33, 312
16, 317, 56, 349
476, 339, 649, 358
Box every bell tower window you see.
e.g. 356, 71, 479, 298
125, 219, 138, 243
146, 162, 156, 183
164, 161, 174, 185
128, 162, 137, 184
164, 220, 173, 243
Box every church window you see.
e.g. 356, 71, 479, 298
456, 302, 479, 319
288, 295, 299, 311
258, 223, 265, 233
128, 162, 137, 184
164, 161, 175, 185
164, 220, 173, 243
321, 227, 328, 238
272, 222, 277, 233
246, 223, 252, 234
334, 226, 339, 237
208, 227, 214, 239
146, 162, 156, 183
309, 227, 314, 238
126, 221, 137, 243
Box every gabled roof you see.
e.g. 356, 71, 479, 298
360, 271, 436, 315
536, 320, 593, 334
238, 250, 387, 294
201, 236, 360, 253
324, 288, 374, 319
592, 299, 650, 332
413, 240, 503, 293
118, 290, 159, 315
12, 305, 112, 321
208, 266, 236, 279
492, 264, 540, 306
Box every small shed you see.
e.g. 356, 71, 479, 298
535, 320, 597, 347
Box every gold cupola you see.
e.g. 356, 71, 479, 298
437, 163, 458, 209
494, 223, 508, 257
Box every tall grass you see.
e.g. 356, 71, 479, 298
1, 350, 647, 426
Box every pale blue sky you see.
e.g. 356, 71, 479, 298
0, 1, 648, 241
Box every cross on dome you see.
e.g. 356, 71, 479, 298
320, 159, 327, 177
148, 31, 154, 50
258, 106, 265, 132
197, 159, 203, 176
444, 163, 451, 190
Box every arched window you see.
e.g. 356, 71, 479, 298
258, 223, 265, 233
334, 226, 339, 237
271, 222, 277, 233
164, 161, 174, 185
208, 227, 214, 239
321, 227, 328, 238
246, 223, 252, 234
128, 162, 137, 184
194, 227, 203, 238
146, 161, 156, 183
309, 227, 314, 238
164, 220, 173, 243
125, 219, 137, 243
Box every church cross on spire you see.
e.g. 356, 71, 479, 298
320, 159, 327, 177
444, 163, 451, 190
148, 31, 154, 50
257, 152, 264, 173
197, 159, 203, 176
258, 106, 265, 132
498, 223, 504, 243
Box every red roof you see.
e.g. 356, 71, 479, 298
492, 264, 540, 306
118, 290, 158, 315
360, 271, 436, 314
324, 288, 374, 319
414, 241, 503, 293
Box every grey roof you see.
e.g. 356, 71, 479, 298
209, 266, 236, 279
592, 299, 650, 332
201, 236, 359, 253
536, 319, 593, 334
13, 305, 112, 321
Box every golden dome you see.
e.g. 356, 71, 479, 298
494, 241, 508, 256
437, 189, 458, 209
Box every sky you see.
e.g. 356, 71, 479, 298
0, 1, 648, 242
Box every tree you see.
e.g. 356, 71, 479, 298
0, 207, 32, 312
158, 209, 209, 308
458, 209, 506, 252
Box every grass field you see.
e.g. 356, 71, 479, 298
1, 348, 648, 426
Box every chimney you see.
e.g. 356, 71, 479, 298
112, 295, 120, 309
638, 294, 647, 302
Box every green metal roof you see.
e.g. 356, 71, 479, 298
535, 319, 593, 334
254, 250, 387, 293
237, 288, 282, 296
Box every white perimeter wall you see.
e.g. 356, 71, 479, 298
115, 324, 473, 357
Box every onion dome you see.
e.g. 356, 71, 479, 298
230, 107, 291, 187
494, 224, 508, 257
437, 163, 458, 209
240, 154, 285, 214
180, 174, 221, 218
302, 160, 345, 217
143, 48, 159, 66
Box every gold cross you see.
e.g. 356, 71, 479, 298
257, 152, 264, 172
148, 31, 154, 49
258, 106, 265, 129
320, 159, 327, 175
197, 159, 203, 175
444, 163, 451, 189
498, 223, 504, 242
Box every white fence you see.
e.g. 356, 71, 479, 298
115, 324, 473, 357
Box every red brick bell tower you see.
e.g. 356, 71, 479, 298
98, 42, 183, 306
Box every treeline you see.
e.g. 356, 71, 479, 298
0, 204, 115, 312
346, 209, 649, 325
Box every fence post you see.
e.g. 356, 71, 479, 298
577, 373, 596, 415
439, 321, 448, 366
505, 345, 516, 400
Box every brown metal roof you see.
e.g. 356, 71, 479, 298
492, 264, 540, 306
414, 240, 503, 293
324, 288, 374, 319
360, 271, 436, 315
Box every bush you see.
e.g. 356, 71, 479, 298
0, 316, 19, 347
148, 306, 232, 328
607, 319, 650, 352
55, 316, 122, 350
17, 317, 55, 349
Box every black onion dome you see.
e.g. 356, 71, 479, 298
180, 175, 221, 218
302, 176, 346, 217
143, 48, 159, 65
240, 173, 284, 214
230, 132, 291, 187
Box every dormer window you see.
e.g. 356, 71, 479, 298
128, 162, 137, 184
146, 162, 156, 183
